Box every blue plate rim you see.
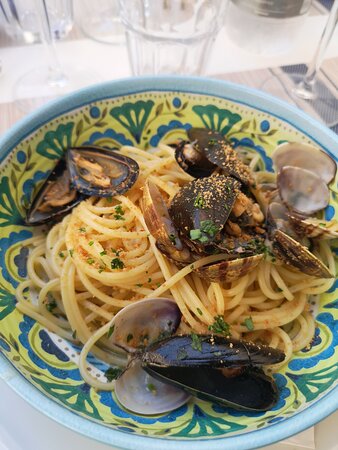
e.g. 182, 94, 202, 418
0, 75, 337, 450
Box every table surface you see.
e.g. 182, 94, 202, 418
0, 1, 337, 449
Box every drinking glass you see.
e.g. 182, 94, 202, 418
0, 0, 73, 43
13, 0, 100, 112
118, 0, 227, 76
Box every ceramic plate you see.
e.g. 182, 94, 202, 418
0, 77, 337, 450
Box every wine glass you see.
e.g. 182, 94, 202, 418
13, 0, 101, 112
261, 0, 338, 127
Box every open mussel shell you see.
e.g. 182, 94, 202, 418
194, 254, 263, 283
143, 180, 193, 265
25, 158, 84, 225
115, 359, 190, 415
288, 215, 338, 240
272, 229, 334, 278
108, 298, 182, 354
67, 146, 139, 197
277, 166, 330, 215
175, 140, 216, 178
142, 335, 285, 368
169, 175, 241, 244
144, 365, 279, 411
272, 142, 337, 184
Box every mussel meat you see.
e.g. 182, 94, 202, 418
25, 158, 84, 225
175, 140, 216, 178
67, 145, 139, 197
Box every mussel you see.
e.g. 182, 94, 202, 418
25, 145, 139, 225
67, 146, 139, 197
108, 298, 285, 414
26, 158, 84, 225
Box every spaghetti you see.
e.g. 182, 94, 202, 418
16, 144, 336, 389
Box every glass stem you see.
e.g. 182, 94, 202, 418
33, 0, 68, 87
302, 0, 338, 89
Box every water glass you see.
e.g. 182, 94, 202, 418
118, 0, 226, 76
0, 0, 73, 43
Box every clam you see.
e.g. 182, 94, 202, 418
288, 215, 338, 240
67, 146, 139, 197
194, 254, 263, 283
143, 180, 193, 265
277, 166, 330, 215
108, 297, 182, 353
142, 335, 285, 411
26, 158, 84, 225
272, 142, 337, 184
272, 229, 334, 278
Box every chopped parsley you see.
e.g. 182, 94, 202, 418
156, 282, 161, 288
136, 283, 143, 287
148, 277, 152, 283
208, 315, 231, 336
319, 223, 326, 227
100, 250, 107, 256
107, 196, 113, 203
79, 227, 86, 232
208, 139, 216, 145
194, 193, 205, 209
126, 333, 133, 343
87, 258, 95, 265
111, 257, 124, 269
169, 234, 176, 244
146, 383, 157, 394
72, 330, 77, 339
107, 324, 115, 338
112, 249, 121, 257
69, 249, 74, 257
114, 205, 125, 220
46, 299, 57, 312
191, 332, 203, 352
58, 251, 64, 258
243, 317, 254, 331
190, 220, 219, 243
177, 348, 188, 360
88, 241, 94, 246
197, 308, 203, 316
105, 367, 123, 381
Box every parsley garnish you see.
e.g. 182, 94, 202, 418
114, 205, 125, 220
208, 315, 231, 336
107, 324, 115, 338
100, 250, 107, 256
190, 220, 218, 243
177, 348, 188, 360
46, 299, 57, 312
197, 308, 203, 316
191, 333, 203, 352
58, 251, 64, 258
169, 234, 176, 244
148, 277, 152, 283
111, 257, 124, 269
243, 317, 254, 331
194, 193, 205, 209
69, 249, 74, 257
208, 139, 216, 145
87, 258, 95, 265
107, 196, 113, 203
79, 227, 86, 232
136, 283, 143, 287
146, 383, 157, 394
105, 367, 123, 381
72, 330, 77, 339
126, 333, 133, 343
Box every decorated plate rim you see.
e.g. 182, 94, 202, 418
0, 76, 337, 450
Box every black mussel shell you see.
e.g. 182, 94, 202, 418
142, 335, 285, 368
67, 146, 139, 197
175, 140, 216, 178
25, 158, 84, 225
187, 128, 226, 151
144, 365, 279, 411
169, 175, 241, 245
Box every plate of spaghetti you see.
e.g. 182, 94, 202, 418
0, 77, 337, 450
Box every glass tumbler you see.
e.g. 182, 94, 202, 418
118, 0, 226, 76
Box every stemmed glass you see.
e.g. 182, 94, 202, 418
13, 0, 100, 112
261, 0, 338, 127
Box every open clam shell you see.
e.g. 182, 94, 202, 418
272, 229, 334, 278
288, 215, 338, 240
108, 298, 182, 354
272, 142, 337, 184
115, 359, 189, 415
25, 158, 84, 225
277, 166, 330, 215
194, 254, 263, 283
67, 145, 139, 197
